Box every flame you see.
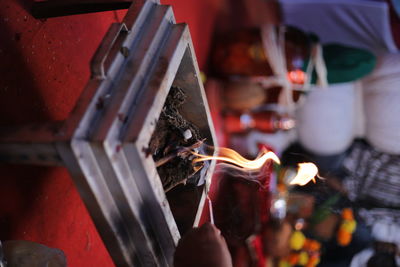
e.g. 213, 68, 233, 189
191, 146, 318, 186
192, 147, 280, 170
289, 163, 319, 186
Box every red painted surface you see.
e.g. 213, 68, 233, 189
0, 0, 223, 266
162, 0, 224, 70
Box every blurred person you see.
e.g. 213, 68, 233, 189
295, 53, 400, 210
350, 221, 400, 267
297, 53, 400, 156
284, 53, 400, 266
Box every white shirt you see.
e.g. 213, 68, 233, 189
350, 221, 400, 267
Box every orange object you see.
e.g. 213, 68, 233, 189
306, 256, 320, 267
288, 253, 300, 265
224, 111, 295, 134
287, 69, 306, 85
303, 239, 312, 250
309, 240, 321, 251
277, 183, 287, 193
337, 229, 352, 246
341, 208, 354, 220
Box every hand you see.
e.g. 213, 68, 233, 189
174, 223, 233, 267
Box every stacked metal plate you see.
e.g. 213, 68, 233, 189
0, 1, 217, 266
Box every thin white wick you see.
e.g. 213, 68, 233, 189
207, 195, 215, 225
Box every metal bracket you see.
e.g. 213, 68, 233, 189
91, 23, 129, 79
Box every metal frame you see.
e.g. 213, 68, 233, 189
0, 1, 217, 266
32, 0, 134, 19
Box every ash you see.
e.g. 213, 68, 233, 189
149, 87, 203, 191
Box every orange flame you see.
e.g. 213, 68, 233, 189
289, 163, 319, 186
192, 147, 280, 170
191, 147, 319, 186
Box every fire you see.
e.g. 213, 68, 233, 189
192, 147, 280, 170
191, 147, 318, 186
289, 162, 319, 186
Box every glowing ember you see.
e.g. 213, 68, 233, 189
289, 163, 319, 186
192, 147, 280, 170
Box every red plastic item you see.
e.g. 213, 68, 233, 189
224, 111, 295, 134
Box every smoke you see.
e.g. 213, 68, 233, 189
213, 163, 272, 189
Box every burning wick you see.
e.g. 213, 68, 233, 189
191, 147, 280, 170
